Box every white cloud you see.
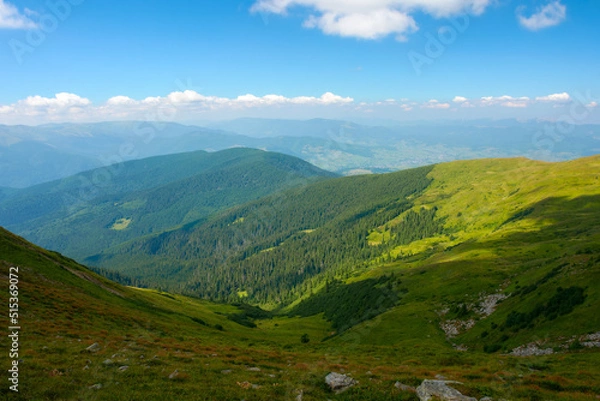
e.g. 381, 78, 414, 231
0, 0, 37, 29
453, 96, 468, 103
106, 96, 137, 106
481, 95, 530, 108
535, 92, 571, 102
22, 92, 91, 108
518, 1, 566, 31
251, 0, 492, 40
422, 99, 450, 109
587, 101, 598, 108
303, 9, 417, 41
0, 91, 354, 124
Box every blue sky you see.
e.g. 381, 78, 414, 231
0, 0, 599, 124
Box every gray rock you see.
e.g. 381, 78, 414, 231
416, 380, 477, 401
86, 343, 101, 352
395, 381, 416, 392
221, 369, 232, 374
102, 359, 114, 366
325, 372, 357, 393
89, 383, 102, 390
168, 369, 179, 379
480, 397, 493, 401
510, 343, 553, 356
118, 366, 129, 372
247, 367, 261, 372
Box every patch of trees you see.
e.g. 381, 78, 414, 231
505, 286, 586, 331
288, 276, 400, 333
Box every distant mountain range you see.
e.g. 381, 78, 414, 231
2, 118, 599, 187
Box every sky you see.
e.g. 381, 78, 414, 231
0, 0, 599, 125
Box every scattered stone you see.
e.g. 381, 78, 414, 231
83, 365, 89, 371
296, 389, 303, 401
480, 397, 493, 401
416, 379, 477, 401
581, 332, 600, 348
89, 383, 102, 390
268, 374, 276, 378
86, 343, 101, 353
435, 374, 447, 380
118, 366, 129, 372
102, 359, 114, 366
477, 293, 508, 317
325, 372, 357, 394
247, 367, 261, 372
440, 319, 476, 338
168, 370, 179, 380
395, 381, 416, 392
221, 370, 232, 374
366, 371, 373, 376
139, 355, 145, 359
510, 343, 554, 356
86, 359, 92, 365
237, 381, 253, 389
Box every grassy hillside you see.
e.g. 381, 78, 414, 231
0, 148, 336, 259
1, 215, 600, 400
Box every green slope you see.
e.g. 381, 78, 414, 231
0, 148, 336, 259
87, 156, 600, 346
1, 209, 600, 400
86, 165, 434, 301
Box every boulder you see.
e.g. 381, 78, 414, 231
416, 379, 477, 401
325, 372, 357, 393
86, 343, 101, 352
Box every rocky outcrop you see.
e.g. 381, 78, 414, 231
581, 331, 600, 348
510, 343, 554, 356
325, 372, 357, 393
477, 293, 507, 317
440, 319, 475, 338
416, 380, 477, 401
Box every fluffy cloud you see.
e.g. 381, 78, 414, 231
453, 96, 468, 103
251, 0, 491, 40
0, 91, 354, 124
481, 95, 530, 108
518, 1, 566, 31
0, 0, 37, 29
535, 92, 571, 102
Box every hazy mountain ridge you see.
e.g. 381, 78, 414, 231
3, 119, 599, 187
